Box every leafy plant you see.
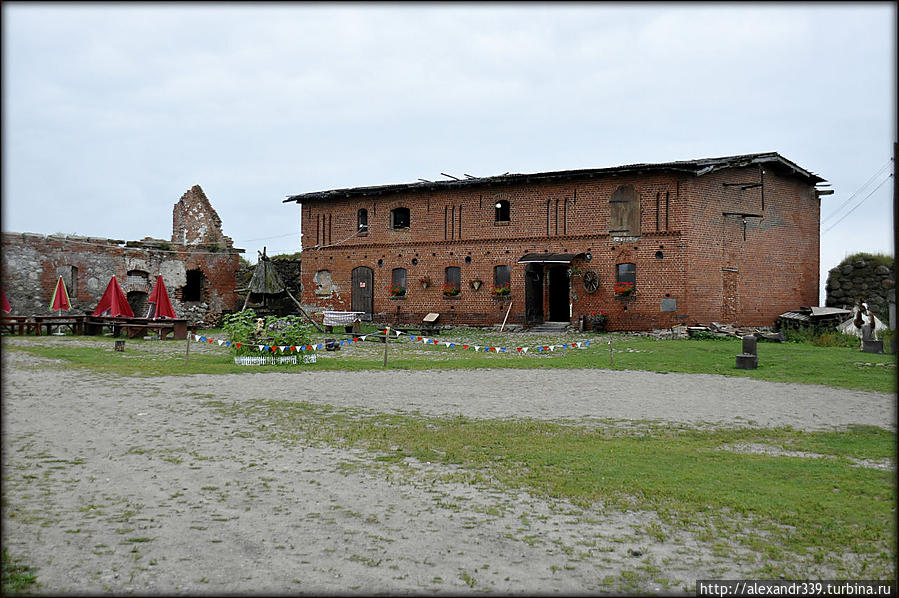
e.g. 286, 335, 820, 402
492, 284, 510, 297
442, 282, 461, 297
222, 309, 312, 352
614, 282, 635, 296
588, 311, 609, 333
388, 283, 406, 297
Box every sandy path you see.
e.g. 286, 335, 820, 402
1, 351, 894, 594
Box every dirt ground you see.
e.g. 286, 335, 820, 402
1, 341, 895, 595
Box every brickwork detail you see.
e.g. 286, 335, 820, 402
293, 160, 821, 330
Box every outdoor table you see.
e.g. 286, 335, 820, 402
30, 315, 87, 335
0, 315, 38, 335
322, 311, 364, 333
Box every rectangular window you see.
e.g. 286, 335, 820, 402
444, 266, 461, 296
56, 265, 77, 298
615, 263, 636, 296
392, 268, 407, 288
493, 265, 511, 295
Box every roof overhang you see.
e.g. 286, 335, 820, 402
517, 253, 584, 264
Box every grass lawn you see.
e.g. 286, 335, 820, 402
3, 327, 895, 393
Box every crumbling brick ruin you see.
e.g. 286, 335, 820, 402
2, 185, 243, 326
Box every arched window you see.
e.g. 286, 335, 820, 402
390, 207, 410, 229
357, 209, 368, 233
495, 199, 510, 222
444, 266, 461, 296
609, 185, 640, 236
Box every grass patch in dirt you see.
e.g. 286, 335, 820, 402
2, 548, 38, 594
4, 331, 896, 392
210, 398, 897, 578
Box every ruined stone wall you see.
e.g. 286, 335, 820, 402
172, 185, 234, 247
825, 254, 895, 322
2, 184, 243, 327
1, 233, 243, 326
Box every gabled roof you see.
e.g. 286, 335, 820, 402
283, 152, 825, 204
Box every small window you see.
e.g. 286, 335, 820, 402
357, 209, 368, 233
183, 268, 205, 302
609, 185, 640, 236
493, 265, 511, 295
57, 265, 78, 298
314, 270, 332, 296
495, 200, 510, 222
390, 207, 410, 229
444, 266, 461, 296
615, 263, 636, 296
390, 267, 407, 296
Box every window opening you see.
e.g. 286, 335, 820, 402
615, 263, 636, 296
391, 207, 410, 229
495, 200, 510, 222
183, 268, 205, 302
358, 209, 368, 233
57, 265, 78, 298
493, 265, 511, 295
444, 266, 461, 296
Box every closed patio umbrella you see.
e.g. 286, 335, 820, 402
92, 276, 134, 318
146, 275, 177, 319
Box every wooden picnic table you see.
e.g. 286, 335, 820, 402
1, 315, 39, 336
31, 315, 88, 335
85, 317, 189, 340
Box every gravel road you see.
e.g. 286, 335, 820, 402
2, 348, 894, 594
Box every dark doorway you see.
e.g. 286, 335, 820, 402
524, 264, 544, 324
183, 269, 205, 302
547, 265, 570, 322
352, 266, 373, 319
127, 291, 148, 318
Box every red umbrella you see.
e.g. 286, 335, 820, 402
50, 276, 71, 312
1, 289, 11, 313
92, 276, 134, 317
146, 275, 177, 319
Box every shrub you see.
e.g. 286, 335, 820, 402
222, 309, 312, 353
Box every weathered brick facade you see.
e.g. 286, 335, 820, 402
2, 185, 243, 325
286, 153, 825, 330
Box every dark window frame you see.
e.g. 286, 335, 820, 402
495, 199, 510, 222
357, 208, 368, 234
390, 207, 411, 229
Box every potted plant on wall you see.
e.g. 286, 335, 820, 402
418, 276, 431, 289
388, 283, 406, 297
469, 279, 483, 291
442, 282, 461, 297
491, 283, 511, 297
613, 282, 635, 297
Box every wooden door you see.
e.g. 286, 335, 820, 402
352, 267, 373, 319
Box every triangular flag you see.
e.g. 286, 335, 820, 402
522, 347, 528, 353
217, 340, 224, 346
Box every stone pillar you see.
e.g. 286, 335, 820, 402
736, 334, 758, 369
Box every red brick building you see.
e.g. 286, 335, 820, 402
285, 153, 826, 330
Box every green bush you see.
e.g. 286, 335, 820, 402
783, 326, 859, 348
222, 309, 313, 354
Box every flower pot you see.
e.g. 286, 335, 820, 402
470, 280, 482, 291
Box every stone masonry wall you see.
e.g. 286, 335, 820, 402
825, 254, 895, 322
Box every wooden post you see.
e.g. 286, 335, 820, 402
608, 335, 613, 366
383, 326, 389, 367
500, 300, 514, 332
184, 331, 191, 365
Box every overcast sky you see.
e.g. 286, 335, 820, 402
3, 2, 895, 304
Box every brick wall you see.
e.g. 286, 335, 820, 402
294, 164, 820, 330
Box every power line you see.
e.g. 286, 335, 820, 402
822, 173, 893, 234
236, 232, 297, 243
820, 159, 892, 224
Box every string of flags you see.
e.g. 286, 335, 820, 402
192, 330, 591, 356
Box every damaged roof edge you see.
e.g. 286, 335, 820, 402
282, 152, 825, 204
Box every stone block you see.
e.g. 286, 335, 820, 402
862, 340, 883, 354
735, 353, 758, 369
742, 335, 757, 355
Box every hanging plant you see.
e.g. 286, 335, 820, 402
418, 276, 431, 288
469, 279, 483, 291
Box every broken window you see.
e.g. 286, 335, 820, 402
126, 269, 149, 291
495, 199, 510, 222
357, 209, 368, 233
183, 268, 205, 302
609, 185, 640, 236
390, 207, 410, 229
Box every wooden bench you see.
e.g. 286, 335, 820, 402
31, 315, 87, 335
1, 316, 38, 335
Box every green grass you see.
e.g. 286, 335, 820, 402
211, 399, 896, 578
2, 549, 37, 594
3, 330, 895, 392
